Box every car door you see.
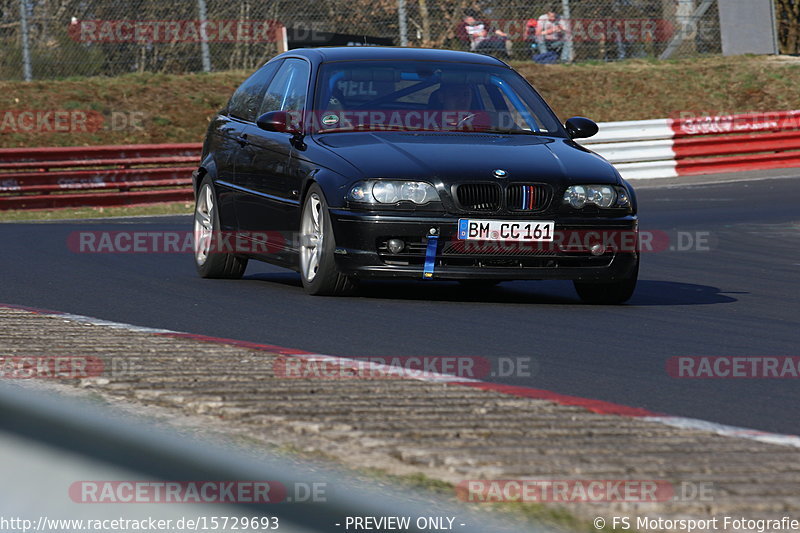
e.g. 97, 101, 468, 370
233, 58, 311, 258
218, 60, 282, 226
202, 112, 241, 229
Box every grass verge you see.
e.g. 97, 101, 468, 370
1, 55, 799, 149
0, 201, 192, 222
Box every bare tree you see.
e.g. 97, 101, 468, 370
776, 0, 800, 54
418, 0, 431, 46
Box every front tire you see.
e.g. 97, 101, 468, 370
573, 259, 638, 305
193, 177, 248, 279
299, 184, 357, 296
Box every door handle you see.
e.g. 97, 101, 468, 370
236, 134, 249, 146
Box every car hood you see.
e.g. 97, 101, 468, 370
314, 131, 620, 185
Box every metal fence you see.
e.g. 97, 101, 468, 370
1, 0, 725, 80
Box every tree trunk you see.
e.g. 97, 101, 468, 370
776, 0, 800, 54
418, 0, 431, 47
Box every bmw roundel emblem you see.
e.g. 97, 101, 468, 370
493, 169, 508, 178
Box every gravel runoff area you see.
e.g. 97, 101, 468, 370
2, 305, 799, 531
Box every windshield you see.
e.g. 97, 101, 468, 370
312, 60, 566, 136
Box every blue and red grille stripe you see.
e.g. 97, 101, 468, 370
520, 185, 537, 210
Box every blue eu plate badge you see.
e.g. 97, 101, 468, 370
458, 219, 469, 239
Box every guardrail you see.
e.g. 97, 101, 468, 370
580, 110, 800, 180
0, 143, 201, 210
0, 381, 526, 533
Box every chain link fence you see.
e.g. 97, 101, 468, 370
1, 0, 726, 80
776, 0, 800, 54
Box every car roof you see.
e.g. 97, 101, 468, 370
274, 46, 508, 66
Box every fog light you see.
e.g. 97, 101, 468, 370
387, 238, 405, 254
590, 243, 605, 256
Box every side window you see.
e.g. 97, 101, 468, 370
492, 84, 543, 132
227, 60, 282, 122
258, 59, 311, 117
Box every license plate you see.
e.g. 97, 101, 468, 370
458, 219, 555, 242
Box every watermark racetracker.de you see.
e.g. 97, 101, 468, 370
0, 356, 104, 379
667, 356, 800, 379
66, 230, 714, 255
0, 110, 145, 134
670, 110, 800, 136
68, 19, 326, 44
69, 480, 327, 504
272, 355, 534, 380
455, 479, 713, 503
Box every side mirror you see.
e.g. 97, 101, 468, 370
256, 111, 300, 135
565, 117, 599, 139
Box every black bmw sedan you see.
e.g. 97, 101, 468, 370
193, 47, 639, 303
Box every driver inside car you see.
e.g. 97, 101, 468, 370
431, 82, 491, 131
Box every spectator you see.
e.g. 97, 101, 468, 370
524, 18, 538, 43
610, 0, 633, 61
455, 9, 486, 51
535, 5, 568, 63
474, 26, 510, 59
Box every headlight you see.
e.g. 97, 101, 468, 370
587, 185, 616, 208
615, 189, 630, 207
563, 185, 629, 209
563, 185, 587, 209
348, 183, 369, 201
372, 182, 399, 203
400, 182, 432, 204
348, 180, 440, 205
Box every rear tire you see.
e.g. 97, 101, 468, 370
193, 177, 248, 279
299, 184, 357, 296
573, 259, 638, 305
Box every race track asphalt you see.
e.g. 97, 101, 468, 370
1, 175, 798, 434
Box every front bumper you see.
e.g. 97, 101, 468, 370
328, 209, 639, 281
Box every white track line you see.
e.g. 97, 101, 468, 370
15, 305, 800, 450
